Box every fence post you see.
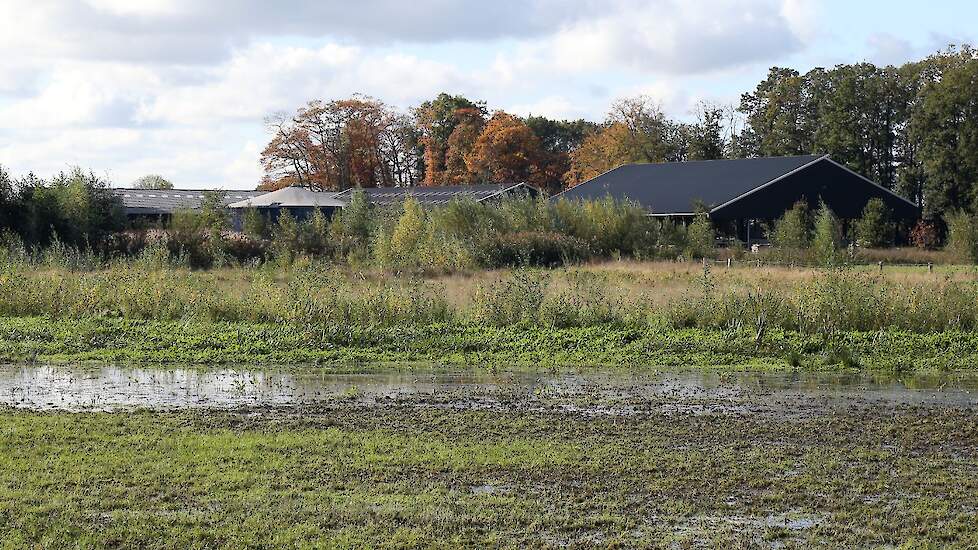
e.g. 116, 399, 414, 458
928, 262, 933, 273
727, 258, 732, 269
878, 261, 883, 273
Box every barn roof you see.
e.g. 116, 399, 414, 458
227, 187, 345, 208
553, 155, 918, 219
334, 183, 534, 207
112, 188, 264, 215
554, 155, 825, 215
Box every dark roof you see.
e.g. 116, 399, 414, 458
554, 155, 824, 215
334, 183, 535, 207
112, 189, 265, 215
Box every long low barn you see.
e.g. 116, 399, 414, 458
112, 189, 265, 217
332, 183, 536, 207
554, 155, 919, 238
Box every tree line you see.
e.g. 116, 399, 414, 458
261, 46, 978, 218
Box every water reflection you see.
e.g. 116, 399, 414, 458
0, 364, 974, 411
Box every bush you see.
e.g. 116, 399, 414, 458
910, 220, 940, 250
770, 200, 811, 251
854, 198, 893, 247
812, 202, 844, 265
683, 215, 714, 259
479, 231, 591, 268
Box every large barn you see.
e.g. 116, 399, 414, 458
554, 155, 919, 241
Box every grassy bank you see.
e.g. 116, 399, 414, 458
3, 316, 978, 371
1, 402, 975, 548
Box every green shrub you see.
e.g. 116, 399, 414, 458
479, 231, 590, 268
683, 215, 714, 259
945, 210, 978, 262
770, 200, 811, 252
812, 201, 844, 265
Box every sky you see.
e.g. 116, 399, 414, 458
0, 0, 975, 190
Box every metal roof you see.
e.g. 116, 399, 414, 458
554, 155, 825, 214
333, 183, 534, 207
112, 189, 264, 215
227, 187, 345, 208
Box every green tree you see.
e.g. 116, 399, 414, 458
770, 200, 811, 251
133, 175, 174, 189
241, 207, 267, 239
389, 198, 427, 266
911, 48, 978, 217
854, 198, 893, 247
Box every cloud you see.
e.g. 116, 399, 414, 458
548, 0, 808, 75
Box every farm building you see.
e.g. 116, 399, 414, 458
333, 183, 538, 207
227, 186, 345, 230
112, 188, 264, 223
553, 154, 919, 242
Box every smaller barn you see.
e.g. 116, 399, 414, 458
112, 188, 264, 224
554, 155, 919, 242
333, 183, 538, 208
227, 187, 345, 230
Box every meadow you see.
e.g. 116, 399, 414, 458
2, 259, 978, 370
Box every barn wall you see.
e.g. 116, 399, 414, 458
710, 160, 919, 222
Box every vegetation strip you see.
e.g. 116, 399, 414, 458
1, 316, 976, 372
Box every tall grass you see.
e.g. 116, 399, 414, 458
2, 262, 977, 334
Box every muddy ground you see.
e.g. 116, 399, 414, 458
0, 367, 976, 548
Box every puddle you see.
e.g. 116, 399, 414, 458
0, 364, 975, 412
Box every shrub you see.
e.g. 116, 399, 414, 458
910, 220, 940, 250
683, 215, 714, 259
945, 210, 978, 262
854, 198, 893, 248
479, 231, 590, 268
812, 201, 844, 265
770, 200, 811, 251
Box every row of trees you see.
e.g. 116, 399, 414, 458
260, 46, 978, 217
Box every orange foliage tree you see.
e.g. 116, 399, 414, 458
465, 112, 545, 185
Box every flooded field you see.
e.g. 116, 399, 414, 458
0, 363, 976, 413
2, 363, 977, 547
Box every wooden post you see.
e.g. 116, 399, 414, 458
928, 262, 933, 273
727, 258, 732, 269
878, 261, 883, 273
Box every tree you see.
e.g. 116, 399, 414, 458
911, 47, 978, 217
737, 67, 820, 157
854, 198, 893, 247
415, 93, 487, 185
442, 107, 486, 184
260, 95, 421, 191
564, 97, 682, 187
465, 112, 544, 186
684, 215, 715, 259
525, 117, 599, 193
770, 200, 811, 251
945, 210, 978, 262
682, 103, 726, 161
132, 175, 174, 190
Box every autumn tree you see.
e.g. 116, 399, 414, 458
563, 97, 682, 187
525, 117, 598, 194
442, 107, 486, 184
260, 95, 421, 191
465, 112, 545, 186
415, 93, 487, 185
